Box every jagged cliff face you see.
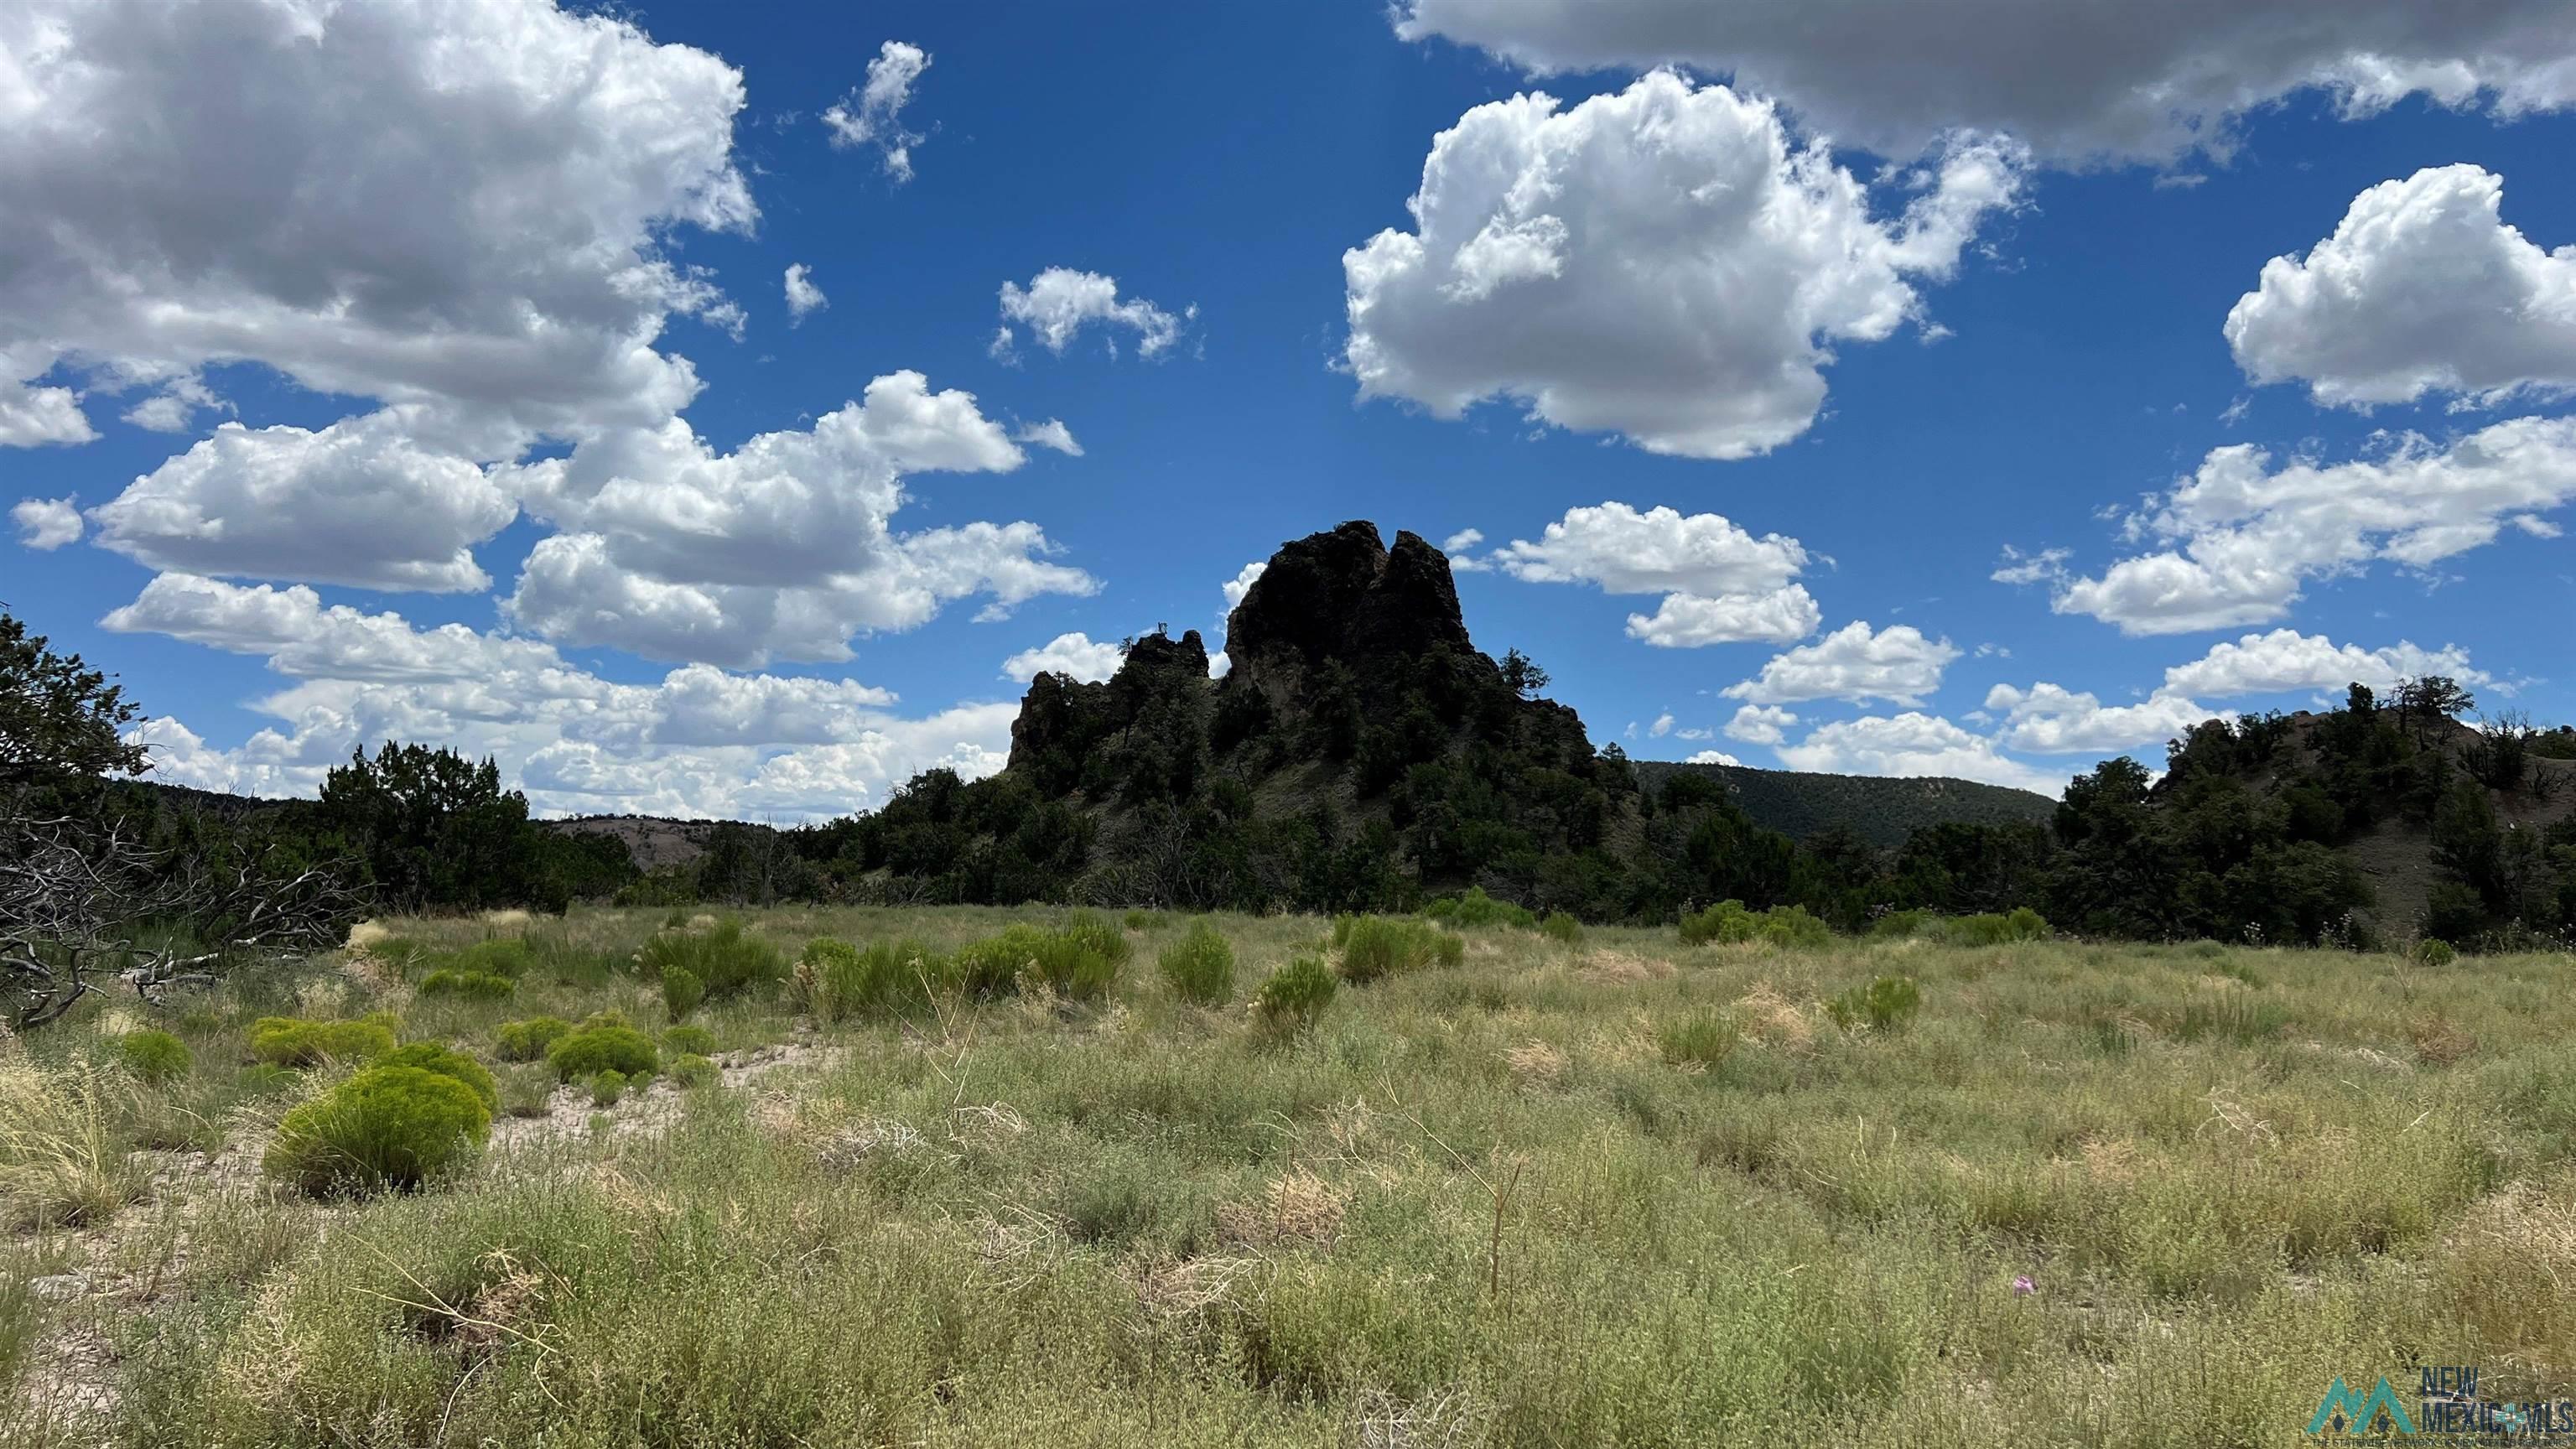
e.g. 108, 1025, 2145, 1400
1007, 627, 1213, 801
1005, 520, 1596, 806
1223, 521, 1472, 699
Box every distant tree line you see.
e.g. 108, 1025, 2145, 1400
683, 673, 2569, 952
13, 600, 2570, 952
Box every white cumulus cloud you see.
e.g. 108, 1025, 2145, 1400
1002, 631, 1124, 684
1725, 704, 1800, 746
1723, 622, 1959, 706
785, 263, 828, 325
0, 375, 95, 447
0, 0, 754, 454
2047, 417, 2576, 635
100, 572, 1003, 822
2159, 629, 2487, 699
823, 40, 932, 182
1344, 74, 2024, 460
1222, 562, 1267, 615
1489, 501, 1821, 647
496, 371, 1096, 667
1776, 713, 2063, 795
87, 413, 517, 593
2226, 166, 2576, 409
1014, 419, 1083, 456
11, 496, 80, 550
995, 268, 1192, 361
1982, 683, 2220, 755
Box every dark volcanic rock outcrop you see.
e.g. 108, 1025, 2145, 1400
1009, 627, 1214, 801
990, 520, 1625, 910
1224, 521, 1472, 686
1005, 521, 1598, 817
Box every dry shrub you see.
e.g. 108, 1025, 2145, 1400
974, 1207, 1062, 1286
2408, 1017, 2479, 1067
1132, 1255, 1257, 1317
299, 978, 351, 1020
1732, 983, 1815, 1050
479, 909, 533, 929
339, 947, 405, 996
589, 1162, 677, 1225
813, 1118, 927, 1173
1218, 1168, 1348, 1249
948, 1102, 1029, 1149
344, 920, 392, 951
1576, 950, 1672, 985
2077, 1137, 2140, 1186
1320, 1098, 1377, 1159
452, 1248, 549, 1353
2198, 1090, 2278, 1145
1349, 1387, 1492, 1449
1503, 1040, 1566, 1088
2435, 1179, 2576, 1371
0, 1055, 146, 1229
213, 1273, 304, 1415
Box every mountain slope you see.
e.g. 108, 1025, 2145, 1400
1628, 760, 2056, 849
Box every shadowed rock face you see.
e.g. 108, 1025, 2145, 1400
1005, 521, 1498, 786
1223, 521, 1471, 688
1007, 628, 1212, 796
998, 522, 1617, 894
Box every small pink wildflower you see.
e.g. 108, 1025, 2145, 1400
2012, 1275, 2035, 1297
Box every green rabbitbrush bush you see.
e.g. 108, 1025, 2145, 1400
440, 938, 537, 979
494, 1016, 574, 1062
802, 937, 945, 1021
248, 1015, 398, 1067
263, 1065, 491, 1197
1059, 911, 1133, 970
639, 920, 787, 1011
378, 1041, 499, 1115
119, 1030, 192, 1085
1422, 886, 1536, 930
659, 966, 704, 1022
1940, 907, 2051, 946
1331, 915, 1463, 984
418, 969, 517, 1001
948, 924, 1121, 1002
1659, 1009, 1740, 1069
546, 1017, 659, 1083
1679, 900, 1833, 948
1156, 922, 1235, 1005
1255, 956, 1337, 1029
1826, 974, 1922, 1034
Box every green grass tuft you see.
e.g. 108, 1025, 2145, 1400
1156, 922, 1235, 1005
118, 1029, 193, 1085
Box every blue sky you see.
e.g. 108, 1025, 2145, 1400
5, 0, 2573, 817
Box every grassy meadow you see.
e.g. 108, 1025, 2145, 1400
5, 906, 2576, 1446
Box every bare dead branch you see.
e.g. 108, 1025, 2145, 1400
2, 797, 365, 1030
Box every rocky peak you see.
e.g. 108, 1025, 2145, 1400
1005, 627, 1212, 792
1223, 522, 1472, 685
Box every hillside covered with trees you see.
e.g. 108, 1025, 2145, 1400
9, 522, 2572, 955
